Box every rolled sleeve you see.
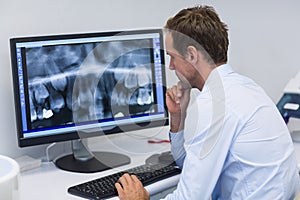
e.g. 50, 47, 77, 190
169, 130, 186, 169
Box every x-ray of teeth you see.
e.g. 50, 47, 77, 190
25, 39, 156, 130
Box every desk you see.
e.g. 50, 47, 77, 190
19, 130, 180, 200
20, 133, 300, 200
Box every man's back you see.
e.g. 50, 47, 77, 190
212, 64, 300, 199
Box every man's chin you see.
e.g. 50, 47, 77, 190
175, 73, 192, 88
177, 78, 192, 89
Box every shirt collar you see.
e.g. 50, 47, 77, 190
201, 63, 234, 93
215, 63, 234, 76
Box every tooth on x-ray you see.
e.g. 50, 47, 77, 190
114, 112, 125, 118
124, 71, 138, 89
36, 105, 45, 120
50, 75, 67, 92
77, 77, 93, 108
43, 56, 68, 92
47, 84, 65, 113
34, 83, 49, 105
29, 91, 37, 122
66, 76, 75, 111
43, 108, 53, 119
137, 88, 151, 105
137, 66, 150, 87
118, 89, 128, 105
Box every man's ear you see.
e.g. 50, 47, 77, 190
186, 46, 198, 65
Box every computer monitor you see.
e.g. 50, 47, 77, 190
10, 29, 168, 173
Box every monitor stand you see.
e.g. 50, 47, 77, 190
55, 139, 130, 173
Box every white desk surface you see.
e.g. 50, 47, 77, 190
19, 130, 180, 200
20, 162, 180, 200
19, 133, 300, 200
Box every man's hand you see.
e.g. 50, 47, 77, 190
115, 173, 150, 200
166, 81, 191, 132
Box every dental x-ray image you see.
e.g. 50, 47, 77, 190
25, 39, 155, 130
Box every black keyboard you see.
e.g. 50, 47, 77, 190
68, 163, 181, 199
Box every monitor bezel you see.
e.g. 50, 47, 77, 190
10, 29, 168, 147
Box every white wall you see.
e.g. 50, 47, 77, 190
1, 0, 300, 158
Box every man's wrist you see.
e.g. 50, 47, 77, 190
170, 126, 183, 133
170, 112, 186, 132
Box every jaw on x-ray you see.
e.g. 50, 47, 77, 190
26, 39, 155, 129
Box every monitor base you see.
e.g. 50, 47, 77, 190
55, 152, 130, 173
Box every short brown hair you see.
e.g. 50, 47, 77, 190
165, 5, 229, 64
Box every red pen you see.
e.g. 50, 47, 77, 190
147, 139, 170, 144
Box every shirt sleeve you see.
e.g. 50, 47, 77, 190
162, 95, 240, 200
169, 130, 186, 169
163, 123, 238, 200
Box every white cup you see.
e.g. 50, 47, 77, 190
0, 155, 20, 200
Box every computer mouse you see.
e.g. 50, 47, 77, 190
145, 151, 175, 165
158, 151, 175, 165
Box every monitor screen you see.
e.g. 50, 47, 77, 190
10, 29, 168, 160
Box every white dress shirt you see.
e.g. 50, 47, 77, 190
164, 64, 300, 200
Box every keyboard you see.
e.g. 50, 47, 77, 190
68, 163, 181, 199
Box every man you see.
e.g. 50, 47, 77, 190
115, 5, 300, 199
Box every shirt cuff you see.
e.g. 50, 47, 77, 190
169, 130, 184, 142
